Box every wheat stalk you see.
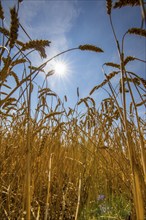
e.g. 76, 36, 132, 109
9, 7, 19, 48
106, 0, 112, 15
0, 1, 4, 20
22, 40, 51, 58
10, 71, 19, 85
128, 27, 146, 37
75, 173, 81, 220
45, 153, 53, 220
79, 44, 104, 52
104, 62, 120, 69
114, 0, 140, 8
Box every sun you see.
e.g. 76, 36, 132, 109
48, 56, 72, 83
54, 61, 67, 76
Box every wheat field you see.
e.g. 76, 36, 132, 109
0, 0, 146, 219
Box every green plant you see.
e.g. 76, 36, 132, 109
79, 194, 131, 220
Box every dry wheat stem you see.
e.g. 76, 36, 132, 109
45, 153, 53, 220
75, 173, 81, 220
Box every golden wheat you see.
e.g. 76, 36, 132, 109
10, 71, 19, 85
22, 40, 51, 58
0, 1, 4, 20
114, 0, 140, 8
1, 1, 146, 219
79, 44, 104, 52
104, 62, 120, 69
128, 27, 146, 37
9, 7, 19, 48
0, 27, 9, 37
106, 0, 112, 15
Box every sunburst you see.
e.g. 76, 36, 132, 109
53, 60, 67, 77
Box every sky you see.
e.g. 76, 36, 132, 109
1, 0, 146, 118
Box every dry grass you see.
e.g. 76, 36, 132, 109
1, 99, 145, 219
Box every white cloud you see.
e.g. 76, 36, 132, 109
19, 1, 80, 47
12, 0, 80, 75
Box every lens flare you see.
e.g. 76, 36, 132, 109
54, 61, 67, 76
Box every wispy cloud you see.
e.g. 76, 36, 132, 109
11, 0, 81, 81
2, 0, 80, 62
19, 1, 80, 50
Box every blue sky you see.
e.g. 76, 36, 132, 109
1, 0, 146, 117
